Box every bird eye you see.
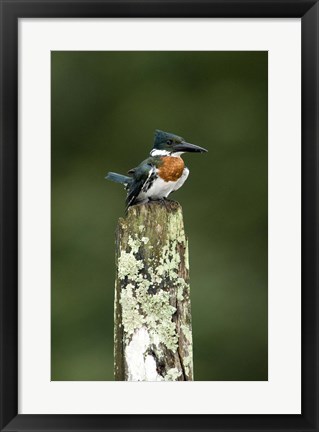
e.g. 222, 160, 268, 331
166, 139, 172, 145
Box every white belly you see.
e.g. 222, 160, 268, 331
173, 167, 189, 192
138, 168, 189, 201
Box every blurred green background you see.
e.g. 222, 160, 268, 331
51, 51, 268, 381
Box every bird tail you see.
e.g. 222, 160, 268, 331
105, 172, 132, 187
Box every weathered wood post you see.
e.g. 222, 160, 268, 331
114, 200, 193, 381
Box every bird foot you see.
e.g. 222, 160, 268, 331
160, 197, 176, 208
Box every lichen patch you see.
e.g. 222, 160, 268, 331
118, 251, 143, 280
116, 202, 193, 381
164, 367, 182, 381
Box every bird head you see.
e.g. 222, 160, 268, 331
151, 130, 208, 156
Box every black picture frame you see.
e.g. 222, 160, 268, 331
1, 1, 318, 431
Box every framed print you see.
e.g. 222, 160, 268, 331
0, 1, 318, 431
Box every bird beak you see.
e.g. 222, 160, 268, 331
173, 141, 208, 153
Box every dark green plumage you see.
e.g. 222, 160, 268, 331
153, 129, 184, 151
128, 156, 163, 175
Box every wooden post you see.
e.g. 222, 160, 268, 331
114, 200, 193, 381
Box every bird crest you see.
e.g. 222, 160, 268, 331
153, 130, 183, 150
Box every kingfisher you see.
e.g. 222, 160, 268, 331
105, 130, 207, 210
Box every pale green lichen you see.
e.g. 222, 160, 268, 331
118, 211, 189, 353
177, 285, 184, 301
120, 278, 178, 350
175, 277, 189, 299
181, 323, 193, 376
181, 323, 192, 343
183, 355, 193, 376
114, 282, 118, 369
185, 241, 190, 271
166, 212, 186, 245
120, 284, 144, 337
118, 251, 144, 280
164, 367, 182, 381
127, 235, 142, 254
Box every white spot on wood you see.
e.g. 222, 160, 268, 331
125, 327, 163, 381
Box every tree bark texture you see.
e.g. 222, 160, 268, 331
114, 200, 193, 381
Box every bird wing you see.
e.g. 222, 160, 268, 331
125, 161, 156, 210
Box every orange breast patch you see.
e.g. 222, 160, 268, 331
158, 156, 185, 182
